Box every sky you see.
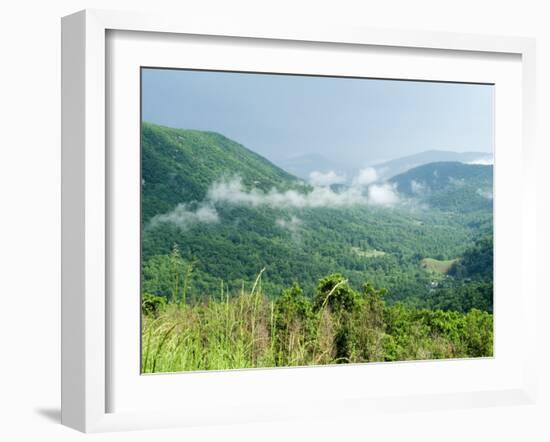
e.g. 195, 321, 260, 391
141, 68, 494, 168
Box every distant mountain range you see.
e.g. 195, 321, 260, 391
274, 149, 492, 183
390, 161, 493, 212
273, 153, 350, 182
390, 161, 492, 194
143, 123, 493, 217
372, 150, 493, 180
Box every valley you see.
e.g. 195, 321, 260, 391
141, 122, 493, 313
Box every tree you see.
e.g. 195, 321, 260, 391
314, 273, 362, 314
142, 243, 194, 303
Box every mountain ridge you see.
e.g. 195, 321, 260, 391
141, 122, 299, 221
390, 161, 493, 212
141, 123, 493, 310
374, 150, 493, 180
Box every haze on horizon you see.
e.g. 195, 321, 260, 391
141, 68, 494, 168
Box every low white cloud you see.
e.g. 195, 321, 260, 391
352, 167, 378, 187
476, 188, 493, 199
276, 216, 302, 233
151, 169, 403, 229
410, 180, 425, 194
309, 170, 346, 187
448, 177, 465, 186
150, 203, 219, 229
468, 158, 494, 165
367, 183, 400, 206
207, 177, 368, 209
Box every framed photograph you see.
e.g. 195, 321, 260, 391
61, 9, 537, 432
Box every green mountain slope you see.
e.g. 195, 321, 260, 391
449, 236, 493, 281
142, 122, 299, 222
141, 123, 492, 312
390, 161, 493, 212
419, 236, 494, 313
373, 150, 492, 180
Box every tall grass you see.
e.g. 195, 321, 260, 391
141, 273, 493, 373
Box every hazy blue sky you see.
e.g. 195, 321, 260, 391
142, 68, 494, 167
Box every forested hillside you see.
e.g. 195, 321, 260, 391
141, 122, 300, 222
141, 122, 493, 315
390, 161, 493, 212
372, 149, 492, 180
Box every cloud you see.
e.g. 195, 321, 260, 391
468, 158, 494, 165
448, 177, 465, 186
476, 188, 493, 199
276, 216, 302, 233
410, 180, 425, 194
367, 183, 400, 206
151, 169, 402, 229
309, 170, 346, 186
150, 203, 219, 229
352, 167, 378, 187
207, 176, 369, 208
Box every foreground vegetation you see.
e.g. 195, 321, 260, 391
141, 273, 493, 373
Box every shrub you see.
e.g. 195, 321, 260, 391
141, 273, 494, 372
274, 283, 316, 365
141, 292, 167, 316
314, 273, 362, 314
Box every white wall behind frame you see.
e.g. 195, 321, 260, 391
0, 1, 548, 441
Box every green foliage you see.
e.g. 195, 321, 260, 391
409, 237, 494, 313
363, 282, 387, 325
314, 273, 362, 313
275, 283, 314, 327
141, 275, 493, 373
390, 161, 493, 213
140, 123, 494, 328
449, 236, 493, 280
273, 283, 316, 365
421, 257, 457, 275
462, 308, 494, 356
423, 281, 493, 313
141, 122, 299, 222
382, 305, 493, 361
141, 243, 195, 303
141, 293, 167, 317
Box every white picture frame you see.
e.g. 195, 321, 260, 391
61, 9, 537, 433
